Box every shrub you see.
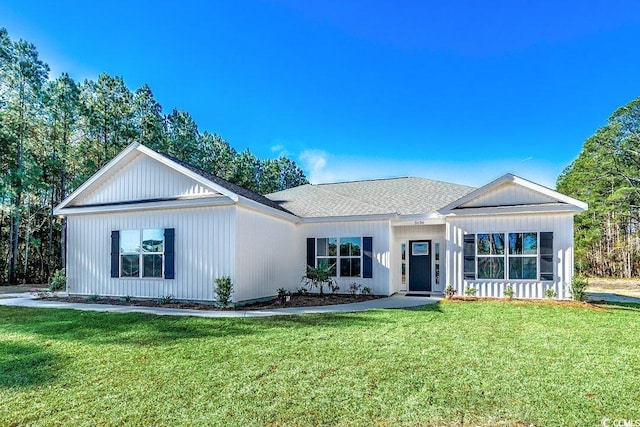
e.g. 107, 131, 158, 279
158, 295, 175, 305
465, 287, 477, 297
445, 285, 456, 299
276, 287, 291, 305
329, 282, 340, 294
570, 274, 588, 301
302, 264, 337, 295
504, 285, 515, 299
295, 287, 309, 296
361, 287, 372, 295
87, 294, 100, 302
48, 269, 66, 292
348, 282, 363, 295
121, 295, 133, 303
214, 276, 234, 307
544, 288, 557, 299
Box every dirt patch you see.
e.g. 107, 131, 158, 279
40, 293, 383, 311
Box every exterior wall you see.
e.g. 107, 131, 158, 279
66, 205, 235, 301
459, 182, 557, 208
446, 212, 575, 299
234, 206, 299, 302
390, 224, 446, 294
73, 153, 217, 206
298, 220, 392, 295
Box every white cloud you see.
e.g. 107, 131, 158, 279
270, 144, 289, 157
299, 149, 333, 184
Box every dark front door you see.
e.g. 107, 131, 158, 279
409, 240, 432, 292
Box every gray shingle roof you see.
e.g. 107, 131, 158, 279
155, 150, 295, 215
266, 177, 475, 218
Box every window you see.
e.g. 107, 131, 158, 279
314, 237, 362, 277
471, 232, 543, 281
508, 233, 538, 280
120, 229, 164, 278
477, 233, 505, 279
339, 237, 361, 277
434, 242, 441, 285
316, 238, 337, 276
401, 243, 407, 285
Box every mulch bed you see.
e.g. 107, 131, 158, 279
40, 293, 383, 311
443, 295, 603, 309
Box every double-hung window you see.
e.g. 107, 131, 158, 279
339, 237, 362, 277
314, 237, 362, 277
508, 232, 538, 279
316, 238, 337, 276
120, 229, 164, 278
476, 233, 506, 279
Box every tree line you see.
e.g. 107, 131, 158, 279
0, 28, 308, 285
558, 96, 640, 278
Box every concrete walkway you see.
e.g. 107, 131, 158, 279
0, 293, 439, 318
585, 292, 640, 304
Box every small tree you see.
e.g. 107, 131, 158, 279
302, 264, 337, 295
214, 276, 233, 307
570, 274, 588, 301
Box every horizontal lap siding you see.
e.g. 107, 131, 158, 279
75, 154, 216, 206
446, 213, 574, 299
66, 206, 235, 300
299, 220, 391, 295
233, 207, 299, 302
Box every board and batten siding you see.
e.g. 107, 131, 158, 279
66, 205, 235, 300
459, 182, 557, 208
446, 213, 574, 299
299, 220, 391, 295
233, 206, 299, 302
73, 153, 218, 206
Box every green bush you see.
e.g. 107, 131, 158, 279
445, 285, 456, 298
361, 286, 372, 295
570, 274, 588, 301
302, 264, 337, 295
504, 285, 515, 299
544, 288, 557, 299
465, 286, 477, 296
214, 276, 233, 307
48, 269, 66, 292
158, 295, 175, 305
87, 294, 100, 302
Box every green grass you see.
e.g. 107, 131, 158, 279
1, 301, 639, 426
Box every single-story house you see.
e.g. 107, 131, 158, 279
54, 143, 587, 302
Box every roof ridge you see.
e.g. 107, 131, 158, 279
316, 176, 410, 185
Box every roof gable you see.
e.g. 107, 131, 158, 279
440, 174, 588, 215
55, 143, 294, 217
70, 151, 221, 207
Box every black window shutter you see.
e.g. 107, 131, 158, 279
306, 238, 315, 268
539, 232, 554, 281
363, 237, 373, 278
463, 234, 476, 280
164, 228, 175, 279
110, 231, 120, 278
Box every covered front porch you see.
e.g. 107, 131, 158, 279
390, 221, 447, 296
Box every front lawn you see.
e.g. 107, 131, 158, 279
0, 301, 638, 426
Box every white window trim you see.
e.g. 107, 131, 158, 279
119, 229, 165, 279
315, 237, 363, 278
474, 231, 541, 282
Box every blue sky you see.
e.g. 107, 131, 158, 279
3, 0, 640, 188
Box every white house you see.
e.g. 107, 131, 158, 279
54, 143, 587, 303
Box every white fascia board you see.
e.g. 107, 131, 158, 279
55, 142, 141, 212
392, 213, 446, 226
236, 196, 301, 223
301, 213, 398, 223
54, 196, 235, 216
136, 145, 239, 201
444, 204, 585, 217
439, 173, 588, 214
